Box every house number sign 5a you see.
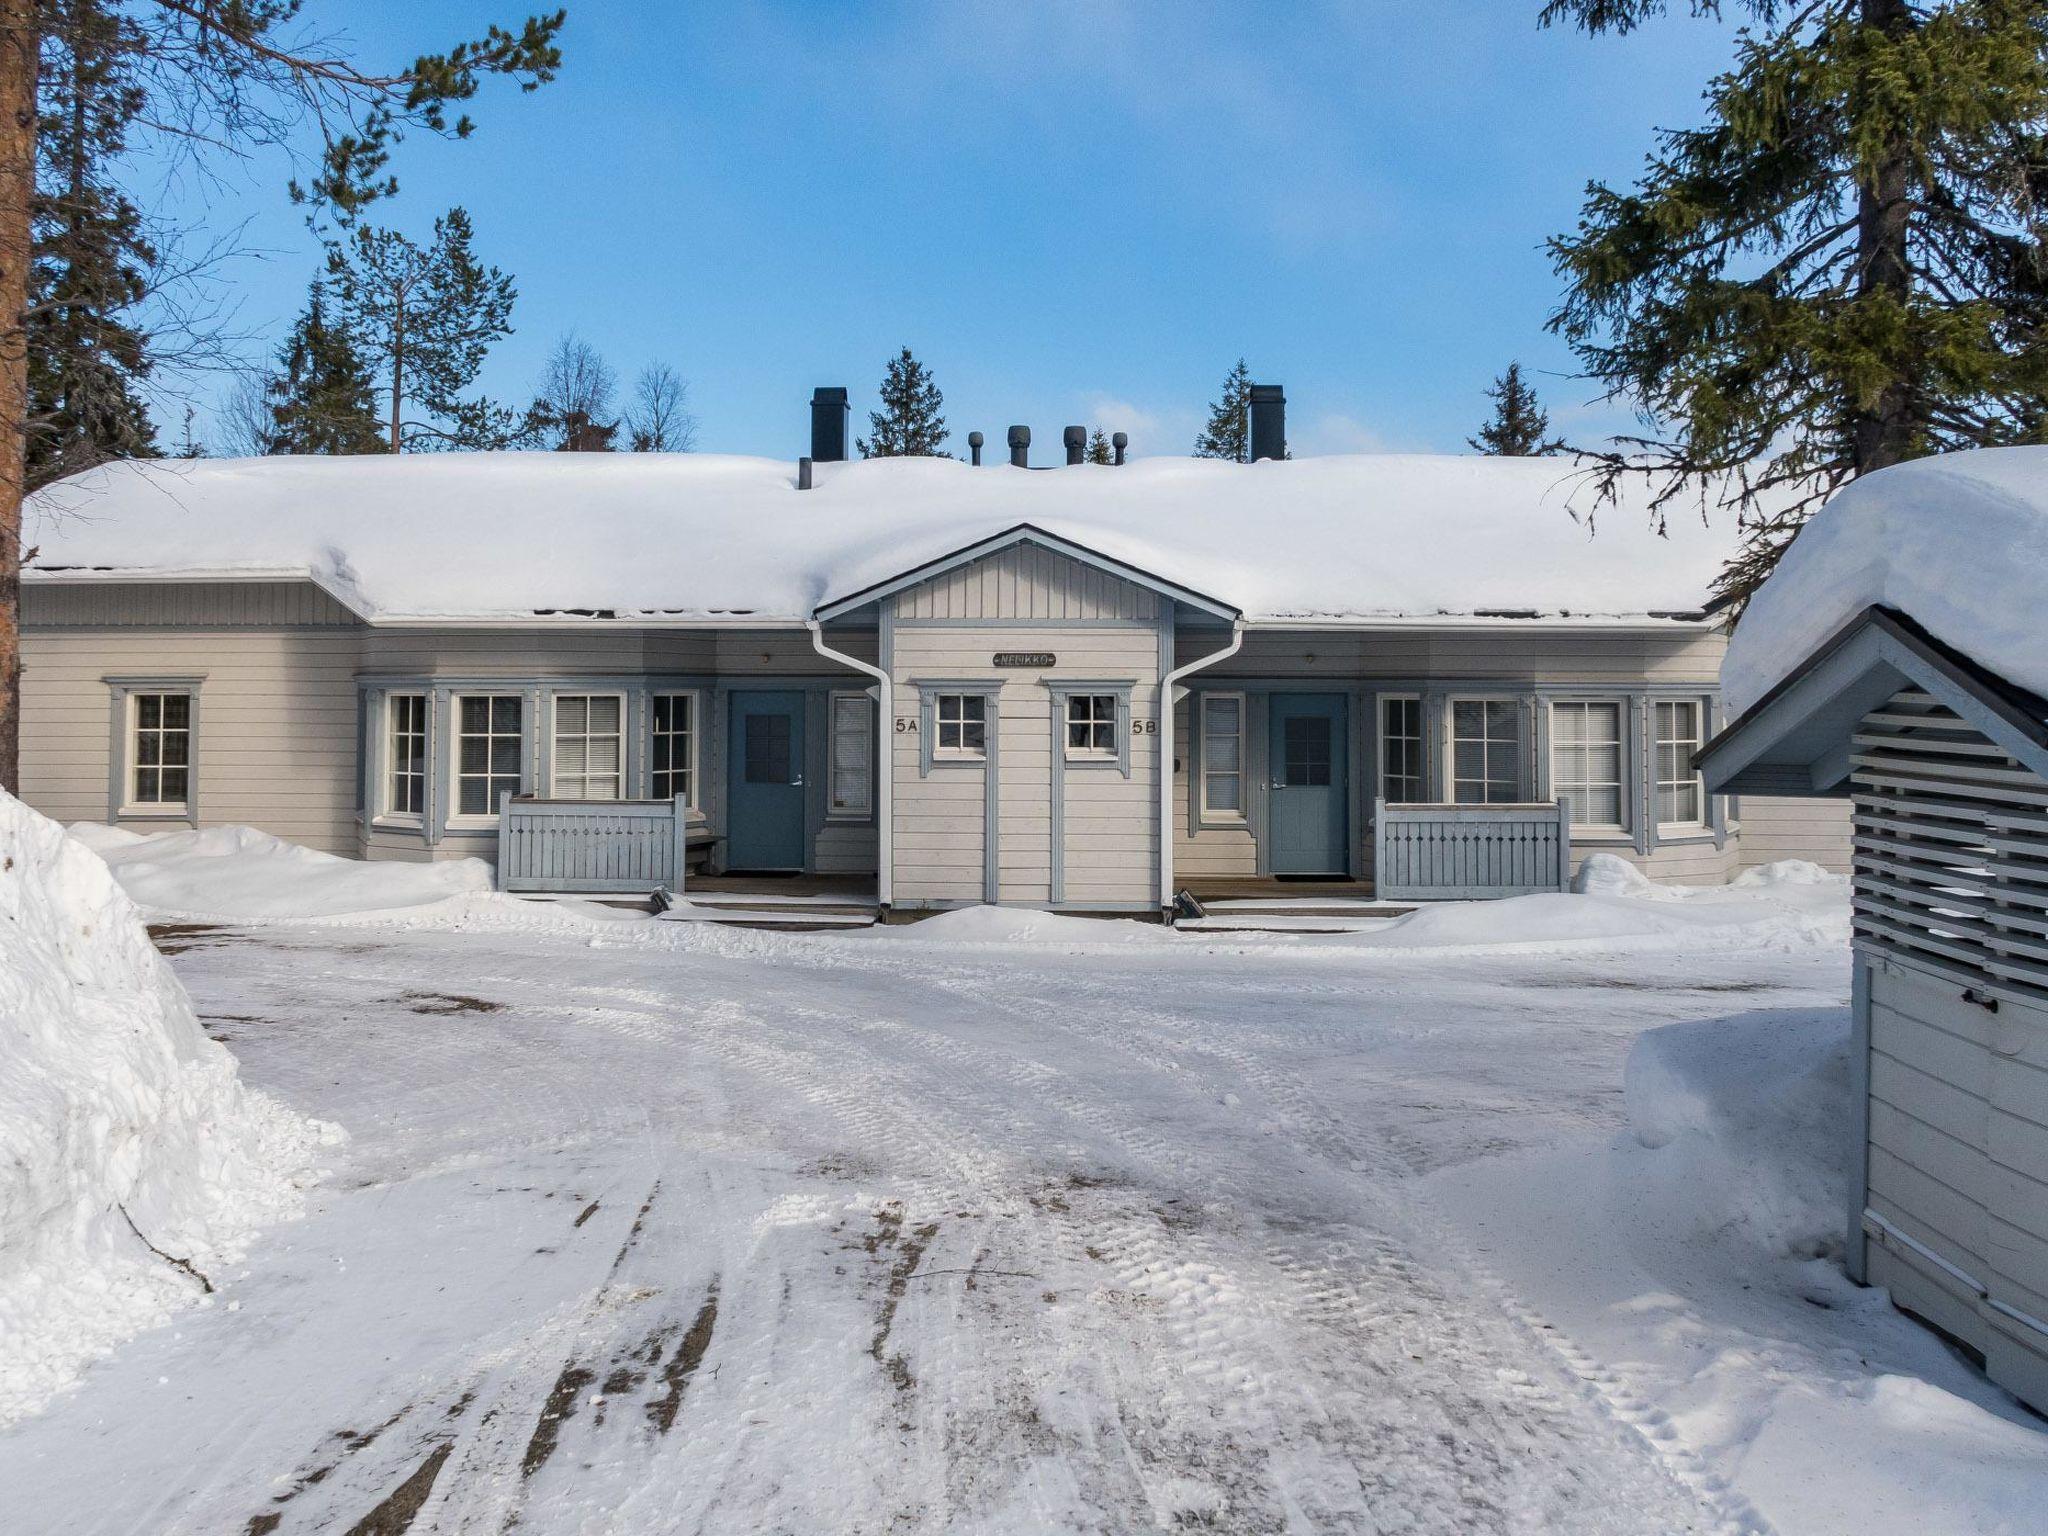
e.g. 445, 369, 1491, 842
993, 652, 1056, 667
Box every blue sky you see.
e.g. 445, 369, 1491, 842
163, 1, 1740, 460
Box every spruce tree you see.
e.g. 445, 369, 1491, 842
1193, 359, 1252, 460
26, 0, 158, 491
325, 208, 522, 451
1542, 0, 2048, 606
1469, 363, 1564, 455
1086, 427, 1114, 464
265, 283, 386, 455
858, 347, 949, 457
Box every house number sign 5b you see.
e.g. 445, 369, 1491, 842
993, 652, 1056, 667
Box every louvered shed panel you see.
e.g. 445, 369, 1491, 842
1851, 690, 2048, 1004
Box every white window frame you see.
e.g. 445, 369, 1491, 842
1064, 691, 1119, 762
1654, 698, 1709, 832
1446, 695, 1526, 805
828, 690, 875, 820
121, 688, 195, 816
1548, 698, 1630, 834
1198, 691, 1247, 822
549, 691, 627, 801
933, 692, 987, 761
450, 692, 526, 825
1378, 693, 1427, 805
381, 692, 429, 823
649, 690, 699, 806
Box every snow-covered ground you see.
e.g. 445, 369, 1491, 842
4, 830, 2042, 1533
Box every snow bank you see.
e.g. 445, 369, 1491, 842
71, 822, 492, 922
1621, 1010, 1848, 1260
882, 906, 1168, 946
27, 451, 1749, 623
0, 793, 331, 1426
1724, 446, 2048, 716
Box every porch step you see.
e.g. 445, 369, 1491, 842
655, 892, 877, 929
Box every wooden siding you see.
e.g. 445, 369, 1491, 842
1737, 794, 1853, 873
894, 542, 1161, 623
1375, 801, 1571, 899
1852, 686, 2048, 1411
1191, 626, 1727, 685
24, 579, 357, 628
21, 627, 361, 852
888, 592, 1162, 909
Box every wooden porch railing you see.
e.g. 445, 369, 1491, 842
1373, 799, 1572, 900
495, 793, 691, 895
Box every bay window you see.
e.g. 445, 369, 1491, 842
455, 695, 524, 817
551, 694, 624, 800
1551, 700, 1626, 829
1450, 699, 1523, 804
651, 692, 696, 804
1656, 700, 1707, 826
1379, 695, 1426, 804
386, 693, 428, 818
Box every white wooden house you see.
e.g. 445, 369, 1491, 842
20, 386, 1849, 915
1699, 447, 2048, 1414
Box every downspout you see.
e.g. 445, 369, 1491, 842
806, 618, 892, 911
1159, 619, 1244, 919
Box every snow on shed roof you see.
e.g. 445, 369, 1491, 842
24, 451, 1744, 626
1723, 447, 2048, 719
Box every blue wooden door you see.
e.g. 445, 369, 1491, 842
1268, 693, 1348, 875
727, 691, 807, 870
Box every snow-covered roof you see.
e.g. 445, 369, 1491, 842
25, 451, 1746, 627
1723, 447, 2048, 718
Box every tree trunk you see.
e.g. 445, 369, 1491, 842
389, 307, 403, 453
0, 2, 36, 795
1853, 0, 1917, 476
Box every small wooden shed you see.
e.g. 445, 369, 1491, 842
1700, 605, 2048, 1412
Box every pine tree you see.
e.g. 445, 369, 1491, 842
1542, 0, 2048, 607
264, 283, 386, 455
1086, 427, 1114, 464
1193, 359, 1252, 460
26, 1, 158, 492
326, 208, 522, 451
858, 347, 949, 457
1469, 363, 1564, 455
0, 3, 565, 794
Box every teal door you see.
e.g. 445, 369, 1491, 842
1268, 693, 1349, 875
727, 691, 806, 870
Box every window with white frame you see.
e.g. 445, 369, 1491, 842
1066, 693, 1118, 759
126, 690, 192, 810
934, 693, 986, 758
1656, 700, 1707, 826
386, 693, 428, 817
650, 692, 695, 804
552, 694, 624, 799
1200, 693, 1244, 816
1379, 695, 1426, 804
455, 694, 523, 816
1551, 700, 1626, 828
1450, 699, 1523, 804
830, 692, 875, 817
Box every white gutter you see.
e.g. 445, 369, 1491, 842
1159, 621, 1245, 916
806, 618, 893, 911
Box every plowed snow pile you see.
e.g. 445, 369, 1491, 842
0, 793, 331, 1426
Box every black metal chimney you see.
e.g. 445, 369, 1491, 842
1249, 384, 1285, 462
1007, 425, 1030, 468
1111, 431, 1127, 466
810, 387, 850, 463
1063, 425, 1085, 466
968, 430, 984, 467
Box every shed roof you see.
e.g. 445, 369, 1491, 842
25, 451, 1745, 627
